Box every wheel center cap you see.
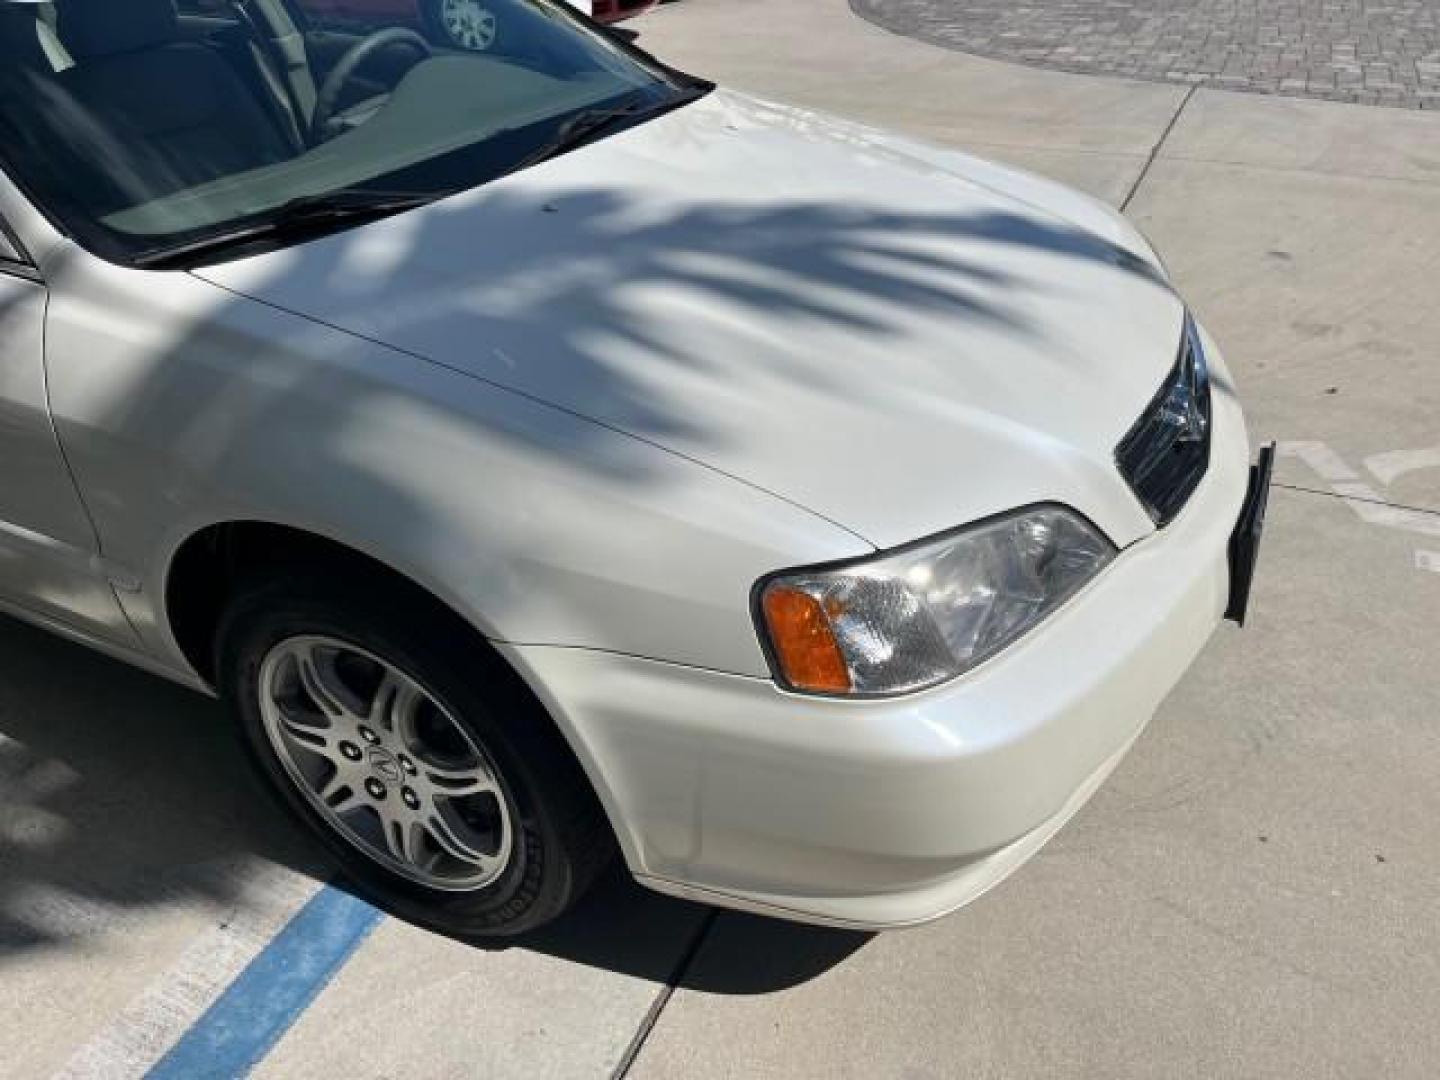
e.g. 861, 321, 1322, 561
367, 746, 403, 784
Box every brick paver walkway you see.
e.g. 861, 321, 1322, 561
851, 0, 1440, 108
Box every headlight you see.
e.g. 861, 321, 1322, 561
756, 506, 1116, 697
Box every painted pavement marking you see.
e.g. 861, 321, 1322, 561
52, 860, 322, 1080
143, 885, 382, 1080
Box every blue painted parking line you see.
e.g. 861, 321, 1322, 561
145, 885, 382, 1080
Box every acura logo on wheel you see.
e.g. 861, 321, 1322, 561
367, 746, 403, 784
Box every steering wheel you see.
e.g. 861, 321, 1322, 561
312, 28, 433, 139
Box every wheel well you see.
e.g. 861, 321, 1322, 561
167, 521, 623, 878
166, 522, 477, 686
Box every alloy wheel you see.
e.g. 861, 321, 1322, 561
258, 635, 513, 891
438, 0, 498, 51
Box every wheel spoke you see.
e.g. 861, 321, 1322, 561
382, 813, 426, 867
422, 760, 499, 799
277, 711, 332, 752
296, 647, 348, 720
316, 768, 365, 818
423, 809, 492, 869
368, 668, 421, 737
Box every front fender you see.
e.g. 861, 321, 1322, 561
42, 251, 868, 680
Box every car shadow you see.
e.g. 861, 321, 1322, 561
495, 862, 873, 994
0, 614, 868, 991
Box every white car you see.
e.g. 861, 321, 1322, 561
0, 0, 1270, 934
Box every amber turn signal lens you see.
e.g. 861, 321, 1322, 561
761, 586, 852, 694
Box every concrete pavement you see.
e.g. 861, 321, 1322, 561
4, 2, 1439, 1077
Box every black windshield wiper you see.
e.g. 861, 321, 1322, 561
132, 190, 440, 270
507, 88, 706, 176
507, 102, 655, 176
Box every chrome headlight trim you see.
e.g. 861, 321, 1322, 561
754, 504, 1118, 698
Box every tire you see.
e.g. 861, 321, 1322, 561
216, 569, 612, 938
420, 0, 500, 52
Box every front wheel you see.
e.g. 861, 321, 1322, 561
421, 0, 501, 51
218, 572, 612, 937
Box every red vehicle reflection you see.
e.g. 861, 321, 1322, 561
587, 0, 660, 22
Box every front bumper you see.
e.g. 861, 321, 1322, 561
503, 342, 1254, 929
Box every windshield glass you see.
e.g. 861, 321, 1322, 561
0, 0, 702, 265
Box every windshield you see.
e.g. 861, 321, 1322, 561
0, 0, 704, 266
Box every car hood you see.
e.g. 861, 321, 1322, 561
195, 89, 1183, 550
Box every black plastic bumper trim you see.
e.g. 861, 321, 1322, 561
1225, 441, 1276, 626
